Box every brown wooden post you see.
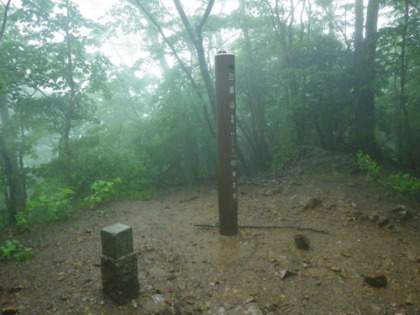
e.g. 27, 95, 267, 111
216, 52, 238, 236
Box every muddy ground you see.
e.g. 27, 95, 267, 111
1, 147, 419, 314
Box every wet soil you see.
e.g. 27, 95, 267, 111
1, 150, 419, 314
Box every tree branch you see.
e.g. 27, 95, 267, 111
194, 224, 330, 234
133, 0, 192, 77
0, 0, 12, 43
133, 0, 215, 136
173, 0, 197, 44
197, 0, 215, 33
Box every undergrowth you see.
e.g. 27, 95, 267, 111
356, 151, 420, 203
84, 177, 122, 209
356, 151, 381, 182
0, 239, 35, 262
386, 173, 420, 201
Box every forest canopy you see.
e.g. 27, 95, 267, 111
1, 0, 419, 228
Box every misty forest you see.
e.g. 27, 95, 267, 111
1, 0, 419, 314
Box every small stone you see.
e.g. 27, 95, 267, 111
142, 295, 168, 314
7, 287, 23, 294
364, 273, 388, 288
152, 294, 165, 304
389, 205, 411, 221
278, 268, 295, 279
262, 189, 273, 196
243, 303, 263, 315
303, 198, 322, 211
289, 195, 301, 203
360, 304, 382, 313
183, 296, 195, 305
158, 306, 177, 315
232, 302, 263, 315
294, 234, 310, 250
378, 217, 390, 227
329, 266, 342, 273
405, 293, 415, 305
1, 306, 18, 315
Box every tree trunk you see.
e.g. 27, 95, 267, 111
265, 0, 310, 146
62, 0, 76, 162
173, 0, 216, 121
133, 0, 216, 137
0, 95, 26, 227
237, 3, 271, 167
353, 0, 380, 157
396, 0, 414, 165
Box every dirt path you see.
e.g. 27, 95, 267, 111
1, 168, 419, 314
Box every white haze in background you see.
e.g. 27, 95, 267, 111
73, 0, 388, 80
74, 0, 239, 70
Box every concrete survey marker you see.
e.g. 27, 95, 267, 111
100, 223, 139, 305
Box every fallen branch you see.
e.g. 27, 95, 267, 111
194, 224, 330, 234
179, 196, 199, 203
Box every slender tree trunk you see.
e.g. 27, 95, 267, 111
173, 0, 216, 120
133, 0, 216, 137
148, 31, 170, 74
17, 114, 27, 203
0, 95, 26, 227
265, 0, 311, 146
237, 3, 271, 167
1, 0, 26, 227
62, 0, 76, 162
396, 0, 413, 165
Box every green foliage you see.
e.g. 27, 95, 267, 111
356, 151, 420, 202
35, 123, 158, 206
356, 151, 381, 182
386, 173, 420, 201
26, 186, 76, 224
16, 212, 29, 233
84, 178, 122, 209
1, 0, 420, 233
0, 0, 110, 228
0, 239, 35, 262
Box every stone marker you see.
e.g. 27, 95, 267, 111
101, 223, 139, 305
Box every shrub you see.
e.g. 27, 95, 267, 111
386, 173, 420, 201
16, 212, 29, 233
84, 177, 122, 209
26, 186, 76, 224
356, 151, 381, 182
0, 239, 35, 262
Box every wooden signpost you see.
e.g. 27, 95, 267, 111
216, 52, 238, 236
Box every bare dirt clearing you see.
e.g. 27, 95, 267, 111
1, 148, 419, 314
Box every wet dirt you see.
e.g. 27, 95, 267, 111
1, 148, 419, 314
